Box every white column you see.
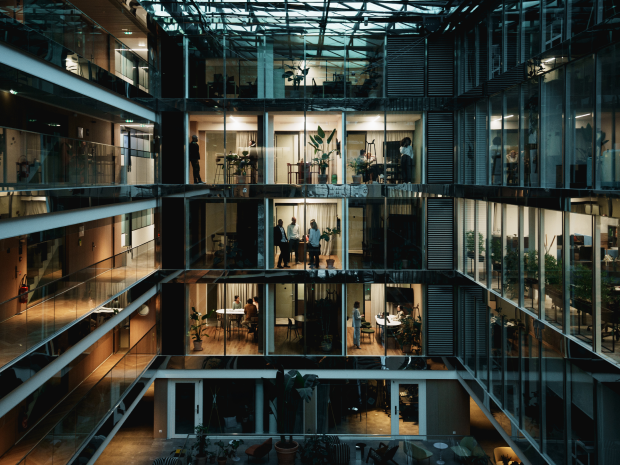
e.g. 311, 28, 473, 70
255, 379, 264, 433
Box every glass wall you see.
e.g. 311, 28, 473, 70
386, 199, 424, 270
490, 94, 503, 185
348, 198, 384, 269
598, 42, 620, 190
569, 212, 593, 342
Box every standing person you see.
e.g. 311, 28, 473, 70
400, 137, 414, 183
253, 296, 260, 313
274, 219, 290, 268
241, 298, 257, 328
189, 135, 203, 184
287, 217, 301, 264
232, 296, 243, 310
307, 219, 321, 269
352, 301, 362, 349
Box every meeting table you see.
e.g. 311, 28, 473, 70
375, 314, 402, 348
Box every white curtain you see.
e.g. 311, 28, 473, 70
306, 203, 338, 256
217, 283, 258, 310
23, 200, 48, 216
236, 132, 258, 152
388, 199, 413, 215
369, 284, 385, 322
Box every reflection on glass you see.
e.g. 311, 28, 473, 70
569, 212, 593, 343
346, 37, 384, 98
504, 88, 520, 185
462, 104, 476, 184
189, 200, 226, 269
540, 68, 564, 188
503, 205, 519, 304
542, 327, 565, 464
599, 214, 620, 362
522, 315, 540, 445
598, 42, 620, 190
522, 80, 540, 187
387, 199, 423, 270
522, 0, 540, 60
464, 199, 476, 278
490, 203, 502, 293
490, 94, 503, 185
523, 207, 540, 314
543, 0, 564, 50
543, 209, 564, 329
567, 56, 595, 188
203, 379, 256, 433
489, 305, 503, 405
306, 283, 343, 355
477, 201, 488, 285
306, 36, 345, 98
348, 198, 384, 269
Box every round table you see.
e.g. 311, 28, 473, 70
216, 309, 245, 335
433, 442, 448, 465
355, 443, 367, 460
375, 315, 402, 347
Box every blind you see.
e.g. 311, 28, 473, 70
427, 285, 455, 356
427, 197, 454, 270
427, 112, 454, 184
428, 35, 454, 96
386, 36, 425, 97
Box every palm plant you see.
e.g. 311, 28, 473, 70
308, 126, 338, 176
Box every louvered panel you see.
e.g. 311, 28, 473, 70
486, 64, 526, 95
387, 37, 424, 97
461, 287, 477, 370
427, 285, 455, 356
428, 35, 454, 96
427, 198, 454, 270
463, 105, 475, 184
427, 112, 454, 184
477, 22, 488, 84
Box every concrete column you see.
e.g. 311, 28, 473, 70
255, 379, 264, 433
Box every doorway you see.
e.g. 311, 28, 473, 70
275, 132, 300, 184
168, 380, 201, 437
391, 380, 426, 436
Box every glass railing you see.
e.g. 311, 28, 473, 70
18, 325, 157, 465
0, 240, 157, 369
0, 1, 154, 94
0, 126, 155, 188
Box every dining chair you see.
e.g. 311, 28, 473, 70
287, 318, 299, 340
287, 163, 300, 184
215, 313, 224, 340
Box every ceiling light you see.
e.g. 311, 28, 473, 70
543, 58, 555, 63
9, 89, 17, 95
576, 113, 591, 118
504, 115, 514, 119
124, 31, 133, 35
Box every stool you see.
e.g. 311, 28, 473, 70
214, 156, 225, 183
361, 328, 375, 343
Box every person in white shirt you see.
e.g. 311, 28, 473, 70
400, 136, 414, 183
352, 301, 362, 349
287, 217, 301, 264
307, 219, 321, 269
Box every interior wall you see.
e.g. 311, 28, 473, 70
0, 237, 28, 319
153, 378, 168, 438
64, 218, 114, 275
130, 295, 157, 346
67, 330, 114, 393
426, 380, 470, 435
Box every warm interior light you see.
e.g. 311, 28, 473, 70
576, 113, 591, 118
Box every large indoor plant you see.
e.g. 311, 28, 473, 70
299, 435, 328, 465
465, 230, 485, 261
348, 158, 372, 184
264, 359, 320, 465
396, 314, 422, 354
226, 151, 250, 184
214, 441, 235, 465
308, 125, 338, 184
190, 307, 215, 350
319, 226, 341, 269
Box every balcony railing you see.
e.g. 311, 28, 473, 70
15, 325, 157, 465
0, 240, 156, 369
0, 126, 155, 188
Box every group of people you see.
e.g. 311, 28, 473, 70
232, 295, 260, 331
350, 302, 413, 349
274, 217, 322, 269
354, 136, 415, 183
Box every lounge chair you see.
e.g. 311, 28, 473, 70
366, 442, 399, 465
404, 441, 432, 464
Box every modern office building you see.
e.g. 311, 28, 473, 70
0, 0, 619, 464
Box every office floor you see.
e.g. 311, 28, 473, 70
0, 249, 156, 369
274, 253, 343, 270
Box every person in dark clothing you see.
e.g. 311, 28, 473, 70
273, 219, 290, 268
189, 135, 203, 184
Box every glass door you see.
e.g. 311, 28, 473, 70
169, 380, 202, 438
275, 132, 300, 184
390, 380, 426, 436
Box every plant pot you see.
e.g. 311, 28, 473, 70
193, 340, 203, 351
209, 456, 216, 464
196, 456, 207, 465
275, 441, 299, 465
236, 175, 246, 184
217, 458, 227, 465
326, 258, 335, 269
320, 338, 333, 352
318, 174, 328, 184
401, 259, 409, 268
352, 175, 363, 184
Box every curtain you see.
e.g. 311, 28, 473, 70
493, 203, 501, 235
23, 200, 48, 216
369, 283, 385, 323
304, 131, 338, 175
217, 283, 258, 310
388, 199, 413, 215
306, 203, 338, 256
235, 132, 258, 152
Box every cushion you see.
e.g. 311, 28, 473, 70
248, 438, 272, 458
328, 443, 350, 465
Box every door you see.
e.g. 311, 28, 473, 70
391, 380, 426, 436
275, 133, 299, 184
169, 380, 202, 438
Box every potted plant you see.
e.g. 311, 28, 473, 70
465, 230, 485, 261
282, 63, 309, 97
226, 151, 250, 184
229, 439, 244, 462
191, 424, 211, 465
347, 158, 372, 184
264, 359, 320, 465
308, 125, 338, 184
319, 226, 341, 269
215, 441, 235, 465
299, 435, 328, 465
396, 314, 422, 354
190, 307, 215, 350
314, 296, 338, 352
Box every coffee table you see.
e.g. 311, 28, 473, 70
433, 442, 448, 465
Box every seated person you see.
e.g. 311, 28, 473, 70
241, 298, 257, 328
232, 296, 243, 310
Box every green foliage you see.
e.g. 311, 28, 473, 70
190, 307, 215, 342
299, 435, 328, 465
396, 314, 422, 354
215, 441, 235, 459
308, 125, 338, 174
319, 227, 341, 242
191, 423, 211, 458
226, 153, 250, 176
499, 454, 512, 465
465, 230, 485, 254
347, 157, 372, 175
